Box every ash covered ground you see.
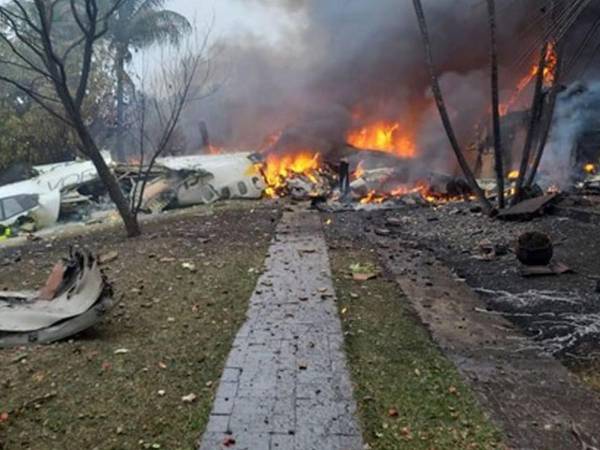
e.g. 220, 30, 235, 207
322, 201, 600, 359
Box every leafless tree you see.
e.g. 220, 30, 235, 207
412, 0, 494, 215
126, 29, 218, 217
0, 0, 141, 236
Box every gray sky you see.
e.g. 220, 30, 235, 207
132, 0, 301, 76
167, 0, 297, 45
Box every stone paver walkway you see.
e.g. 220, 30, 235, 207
198, 211, 364, 450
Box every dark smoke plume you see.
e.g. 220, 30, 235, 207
183, 0, 553, 174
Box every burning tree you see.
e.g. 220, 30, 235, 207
411, 0, 589, 213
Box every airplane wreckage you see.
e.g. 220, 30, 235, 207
0, 250, 112, 348
0, 152, 266, 236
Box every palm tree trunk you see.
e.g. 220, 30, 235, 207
512, 43, 548, 205
412, 0, 493, 215
115, 48, 126, 162
487, 0, 505, 209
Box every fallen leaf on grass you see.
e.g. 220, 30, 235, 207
349, 263, 378, 282
181, 393, 197, 403
0, 412, 8, 423
160, 257, 176, 263
388, 408, 399, 418
11, 353, 28, 364
181, 262, 197, 273
400, 426, 412, 438
114, 348, 130, 355
98, 251, 119, 265
353, 272, 377, 282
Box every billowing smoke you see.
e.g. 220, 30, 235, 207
539, 82, 600, 188
182, 0, 548, 174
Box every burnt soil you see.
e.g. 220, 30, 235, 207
324, 201, 600, 360
0, 204, 280, 450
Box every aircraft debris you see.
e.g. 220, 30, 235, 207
0, 154, 111, 233
0, 250, 113, 347
116, 153, 265, 213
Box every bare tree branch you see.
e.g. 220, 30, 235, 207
0, 74, 72, 124
0, 0, 142, 237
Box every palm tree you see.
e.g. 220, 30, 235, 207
487, 0, 505, 209
412, 0, 493, 215
108, 0, 191, 161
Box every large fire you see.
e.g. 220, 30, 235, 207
260, 152, 322, 198
347, 121, 417, 158
500, 43, 558, 116
257, 118, 420, 201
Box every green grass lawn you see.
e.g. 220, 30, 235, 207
0, 207, 277, 450
328, 244, 505, 450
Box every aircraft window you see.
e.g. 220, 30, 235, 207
17, 194, 38, 211
2, 197, 25, 219
238, 182, 248, 195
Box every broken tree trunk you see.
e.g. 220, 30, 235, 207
412, 0, 493, 215
525, 43, 564, 188
513, 43, 548, 205
487, 0, 505, 209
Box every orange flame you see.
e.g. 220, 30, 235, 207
354, 161, 365, 179
260, 130, 283, 151
500, 43, 557, 116
207, 145, 221, 155
357, 180, 475, 205
584, 163, 597, 175
347, 121, 416, 158
360, 191, 386, 205
261, 152, 321, 198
